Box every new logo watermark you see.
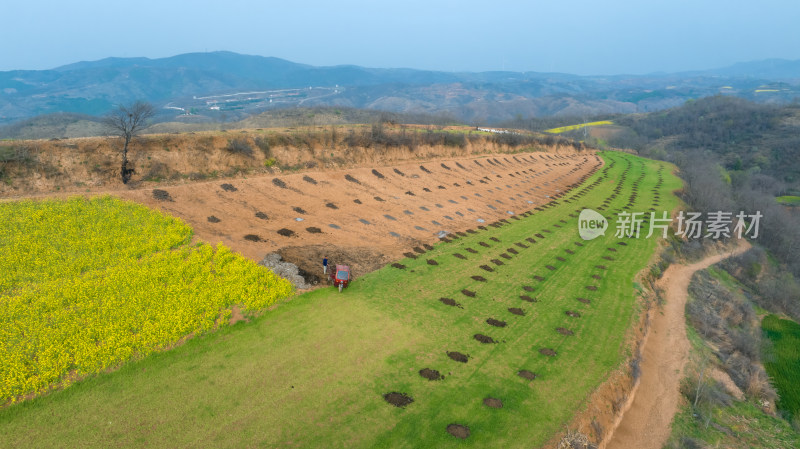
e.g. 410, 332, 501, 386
577, 209, 762, 240
578, 209, 609, 241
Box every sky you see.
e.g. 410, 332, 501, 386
2, 0, 799, 75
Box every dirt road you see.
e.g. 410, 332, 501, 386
604, 244, 749, 449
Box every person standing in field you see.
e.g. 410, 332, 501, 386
323, 256, 328, 275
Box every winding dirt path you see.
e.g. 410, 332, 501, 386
604, 243, 749, 449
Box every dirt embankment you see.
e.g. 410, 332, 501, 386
117, 151, 600, 287
0, 125, 585, 198
1, 125, 599, 289
603, 244, 749, 449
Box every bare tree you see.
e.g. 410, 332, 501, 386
103, 101, 155, 184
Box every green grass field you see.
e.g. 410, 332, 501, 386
762, 314, 800, 419
776, 195, 800, 206
0, 152, 681, 447
669, 394, 800, 449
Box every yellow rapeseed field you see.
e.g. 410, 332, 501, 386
543, 120, 614, 134
0, 196, 293, 404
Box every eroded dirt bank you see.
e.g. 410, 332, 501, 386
603, 244, 749, 449
118, 151, 600, 285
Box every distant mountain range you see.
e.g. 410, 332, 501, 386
1, 51, 799, 129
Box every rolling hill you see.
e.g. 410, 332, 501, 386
2, 52, 799, 130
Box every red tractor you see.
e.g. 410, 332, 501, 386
329, 264, 351, 292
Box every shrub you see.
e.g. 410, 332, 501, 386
226, 138, 254, 157
254, 136, 271, 157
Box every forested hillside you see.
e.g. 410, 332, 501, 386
614, 97, 800, 184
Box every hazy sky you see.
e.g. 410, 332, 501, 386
2, 0, 798, 75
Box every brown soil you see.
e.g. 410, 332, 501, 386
228, 305, 248, 325
391, 263, 406, 270
413, 246, 425, 254
556, 327, 574, 336
471, 275, 487, 282
522, 286, 534, 292
426, 259, 438, 266
461, 289, 476, 297
453, 253, 466, 260
545, 265, 556, 270
577, 297, 591, 304
244, 234, 263, 242
486, 318, 507, 327
447, 351, 469, 363
483, 397, 503, 408
383, 392, 414, 408
306, 227, 322, 234
566, 310, 581, 318
585, 285, 598, 291
533, 275, 545, 281
518, 370, 537, 380
474, 334, 496, 344
419, 368, 444, 381
207, 215, 221, 223
446, 424, 470, 439
508, 307, 525, 316
255, 211, 269, 220
491, 259, 504, 266
480, 265, 494, 272
220, 183, 237, 192
539, 348, 557, 356
466, 248, 478, 254
592, 274, 602, 280
519, 295, 536, 302
6, 142, 598, 290
439, 297, 461, 308
490, 237, 501, 242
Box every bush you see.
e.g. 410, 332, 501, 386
226, 138, 254, 157
254, 136, 271, 157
